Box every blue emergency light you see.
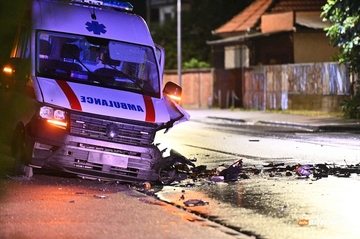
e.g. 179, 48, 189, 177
103, 0, 133, 11
71, 0, 133, 11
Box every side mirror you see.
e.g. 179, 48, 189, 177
163, 81, 182, 104
2, 58, 29, 81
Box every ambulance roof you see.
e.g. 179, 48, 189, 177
32, 0, 154, 47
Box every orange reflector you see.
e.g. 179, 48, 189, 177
168, 94, 181, 102
47, 119, 67, 128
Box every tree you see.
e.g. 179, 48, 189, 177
322, 0, 360, 119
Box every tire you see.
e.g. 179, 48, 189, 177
12, 125, 28, 176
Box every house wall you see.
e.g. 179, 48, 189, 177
252, 32, 294, 65
293, 31, 339, 63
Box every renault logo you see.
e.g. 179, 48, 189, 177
106, 123, 119, 139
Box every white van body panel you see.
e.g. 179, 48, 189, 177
36, 77, 170, 122
32, 1, 154, 46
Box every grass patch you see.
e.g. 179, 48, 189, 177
226, 107, 344, 117
264, 109, 343, 117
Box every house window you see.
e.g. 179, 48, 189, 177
224, 45, 249, 69
159, 6, 175, 25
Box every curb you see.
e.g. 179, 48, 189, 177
202, 116, 360, 132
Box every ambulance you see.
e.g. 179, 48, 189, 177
0, 0, 189, 183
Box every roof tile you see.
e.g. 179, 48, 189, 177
213, 0, 328, 37
213, 0, 273, 36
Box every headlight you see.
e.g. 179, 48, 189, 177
39, 106, 67, 129
39, 106, 54, 119
54, 109, 66, 121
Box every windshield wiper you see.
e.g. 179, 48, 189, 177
62, 46, 107, 85
104, 64, 154, 96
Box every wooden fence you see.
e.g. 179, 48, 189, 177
163, 62, 351, 112
244, 63, 351, 112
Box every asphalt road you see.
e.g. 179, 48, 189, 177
0, 142, 251, 239
154, 111, 360, 239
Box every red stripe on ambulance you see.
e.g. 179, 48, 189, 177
143, 95, 155, 122
56, 80, 82, 111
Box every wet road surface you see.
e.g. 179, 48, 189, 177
154, 118, 360, 239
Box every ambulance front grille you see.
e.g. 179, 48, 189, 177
69, 113, 157, 146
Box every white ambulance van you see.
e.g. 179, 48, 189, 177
0, 0, 189, 183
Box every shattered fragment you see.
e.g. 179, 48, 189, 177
159, 149, 195, 185
334, 170, 351, 177
313, 164, 330, 178
264, 163, 285, 167
219, 159, 243, 182
93, 195, 108, 199
143, 182, 151, 190
192, 165, 207, 173
215, 166, 227, 175
162, 149, 196, 169
239, 173, 249, 179
184, 199, 209, 207
296, 165, 312, 177
210, 176, 225, 182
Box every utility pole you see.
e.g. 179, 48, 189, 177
146, 0, 150, 25
177, 0, 182, 87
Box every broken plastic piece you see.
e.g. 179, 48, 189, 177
219, 159, 243, 182
184, 199, 209, 207
296, 165, 312, 177
159, 149, 196, 185
210, 176, 224, 182
93, 195, 108, 199
143, 182, 151, 190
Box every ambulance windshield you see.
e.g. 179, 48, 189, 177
36, 31, 160, 98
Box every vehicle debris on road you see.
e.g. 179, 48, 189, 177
156, 148, 360, 185
296, 165, 312, 177
218, 159, 243, 182
183, 199, 209, 207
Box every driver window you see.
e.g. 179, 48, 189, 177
11, 26, 30, 60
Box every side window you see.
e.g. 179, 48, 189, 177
11, 26, 30, 60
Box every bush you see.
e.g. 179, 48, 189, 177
183, 58, 210, 69
341, 88, 360, 119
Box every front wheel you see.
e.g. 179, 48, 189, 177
12, 125, 32, 177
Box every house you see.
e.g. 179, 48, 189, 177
148, 0, 190, 26
206, 0, 349, 112
208, 0, 336, 69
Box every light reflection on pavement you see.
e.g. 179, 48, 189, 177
156, 174, 359, 239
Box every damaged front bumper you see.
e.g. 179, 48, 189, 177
27, 111, 167, 183
32, 139, 163, 183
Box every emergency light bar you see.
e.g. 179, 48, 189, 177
71, 0, 133, 11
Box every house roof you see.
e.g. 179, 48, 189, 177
213, 0, 272, 37
213, 0, 328, 38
